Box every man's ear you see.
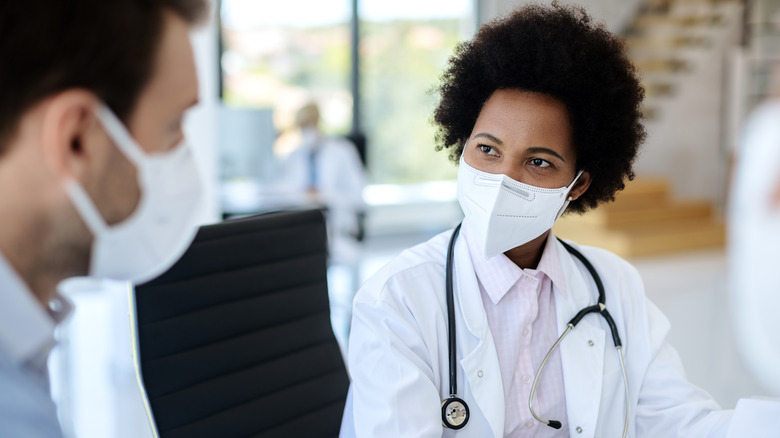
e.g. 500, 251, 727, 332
39, 90, 102, 182
568, 170, 592, 201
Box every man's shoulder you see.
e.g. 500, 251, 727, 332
0, 349, 64, 438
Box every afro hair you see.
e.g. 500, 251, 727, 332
433, 2, 646, 213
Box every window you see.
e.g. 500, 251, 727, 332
220, 0, 352, 133
360, 0, 475, 183
219, 0, 475, 184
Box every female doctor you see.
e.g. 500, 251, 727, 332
341, 4, 744, 438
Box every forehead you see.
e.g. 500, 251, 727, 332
471, 88, 573, 152
475, 89, 570, 133
135, 11, 198, 117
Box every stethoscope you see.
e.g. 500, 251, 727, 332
441, 223, 630, 437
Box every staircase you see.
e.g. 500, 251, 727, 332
553, 0, 742, 258
553, 179, 726, 258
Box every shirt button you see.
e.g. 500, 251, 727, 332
477, 370, 484, 378
522, 375, 531, 384
522, 326, 530, 336
525, 420, 535, 428
576, 426, 583, 433
588, 340, 595, 347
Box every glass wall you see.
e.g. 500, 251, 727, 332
220, 0, 352, 134
219, 0, 475, 185
360, 0, 475, 183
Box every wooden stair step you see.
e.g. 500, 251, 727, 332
641, 105, 660, 121
560, 201, 713, 228
613, 179, 670, 203
642, 81, 676, 98
553, 220, 725, 258
633, 13, 725, 29
633, 57, 689, 73
625, 35, 711, 51
642, 1, 672, 15
663, 0, 737, 4
593, 179, 670, 211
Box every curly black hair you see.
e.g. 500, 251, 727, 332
433, 2, 645, 213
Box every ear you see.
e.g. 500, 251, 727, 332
39, 90, 103, 182
568, 171, 592, 201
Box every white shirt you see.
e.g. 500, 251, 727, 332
279, 132, 366, 238
281, 132, 366, 210
463, 223, 567, 436
0, 251, 71, 437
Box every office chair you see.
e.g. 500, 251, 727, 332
130, 209, 349, 438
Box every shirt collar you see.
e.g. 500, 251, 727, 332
537, 232, 568, 297
462, 220, 568, 304
0, 251, 73, 365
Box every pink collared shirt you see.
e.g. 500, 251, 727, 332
463, 222, 569, 437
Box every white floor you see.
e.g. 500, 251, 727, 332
629, 249, 768, 408
48, 232, 772, 438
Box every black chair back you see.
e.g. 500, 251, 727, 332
132, 209, 348, 438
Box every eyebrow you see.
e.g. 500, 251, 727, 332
471, 132, 503, 145
527, 147, 566, 163
471, 132, 567, 163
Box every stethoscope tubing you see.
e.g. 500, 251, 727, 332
445, 223, 462, 397
529, 324, 573, 430
528, 324, 631, 438
443, 223, 629, 436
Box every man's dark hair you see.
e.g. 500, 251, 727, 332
0, 0, 208, 154
433, 3, 646, 214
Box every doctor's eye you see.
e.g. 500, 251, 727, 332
530, 158, 552, 168
478, 144, 498, 156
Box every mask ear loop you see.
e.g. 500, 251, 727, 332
93, 103, 147, 167
555, 171, 584, 220
60, 104, 136, 253
64, 179, 109, 236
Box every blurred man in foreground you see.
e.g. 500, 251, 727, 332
0, 0, 208, 435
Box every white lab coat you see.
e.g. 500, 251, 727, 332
281, 135, 365, 210
280, 134, 366, 249
341, 229, 742, 437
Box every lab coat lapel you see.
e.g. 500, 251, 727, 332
553, 238, 606, 434
452, 236, 505, 438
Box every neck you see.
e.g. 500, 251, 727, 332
0, 213, 60, 307
0, 166, 91, 308
503, 230, 550, 269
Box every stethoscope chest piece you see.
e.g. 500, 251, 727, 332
441, 396, 470, 429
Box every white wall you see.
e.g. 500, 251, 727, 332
636, 2, 743, 206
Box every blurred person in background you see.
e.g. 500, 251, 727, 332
280, 102, 366, 246
728, 98, 780, 396
342, 4, 778, 437
0, 0, 207, 436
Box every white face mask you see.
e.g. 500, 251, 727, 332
457, 154, 582, 259
64, 102, 204, 283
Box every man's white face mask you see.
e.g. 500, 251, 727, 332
63, 102, 204, 283
456, 153, 581, 259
